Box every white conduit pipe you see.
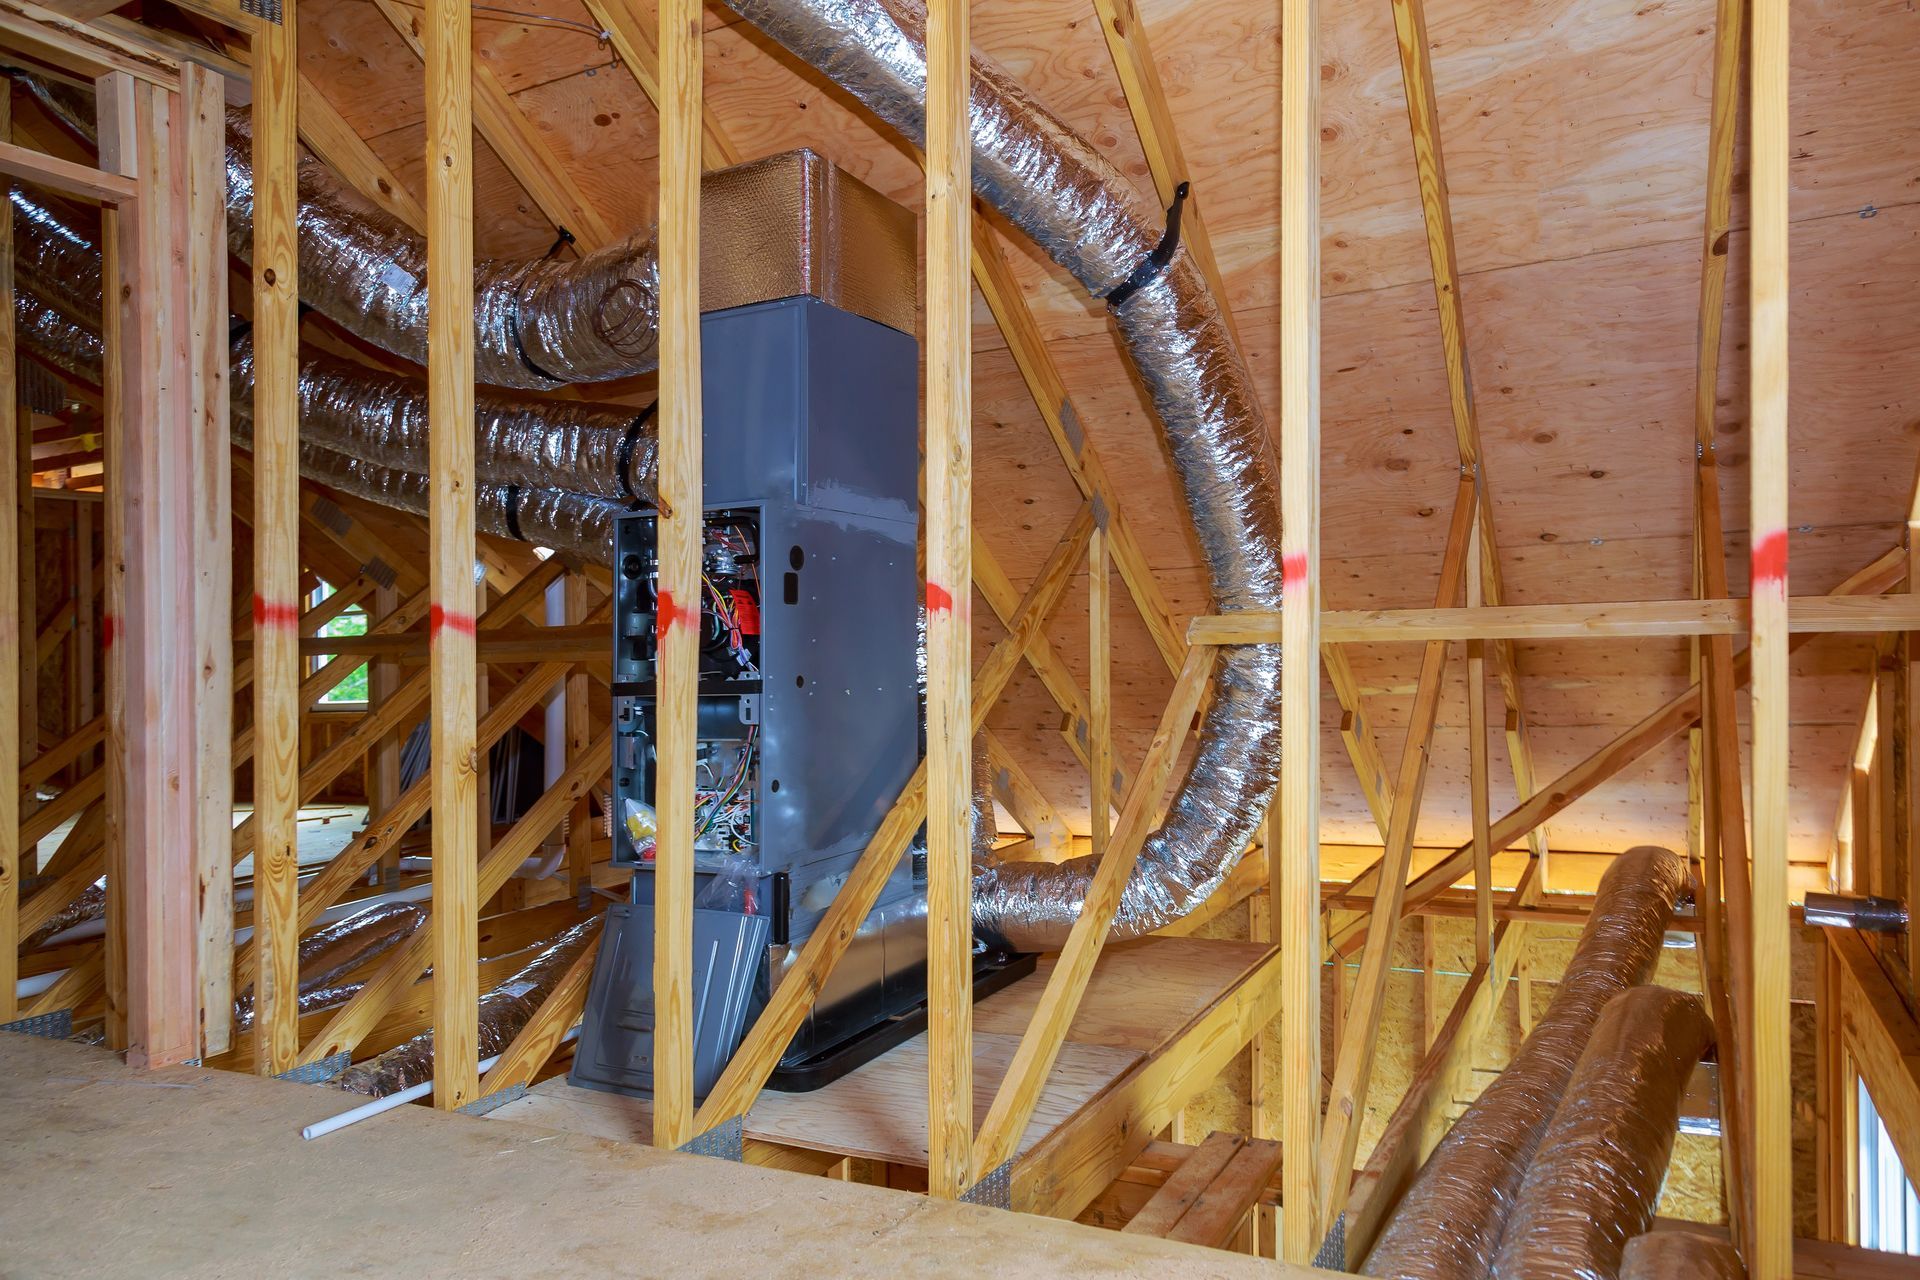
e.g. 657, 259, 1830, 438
299, 1026, 580, 1141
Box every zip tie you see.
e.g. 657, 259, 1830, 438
505, 297, 569, 385
543, 226, 577, 261
616, 402, 657, 505
503, 483, 527, 542
1104, 181, 1191, 310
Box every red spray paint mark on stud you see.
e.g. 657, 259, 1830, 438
1282, 553, 1310, 594
1750, 528, 1789, 591
101, 613, 117, 650
428, 604, 477, 640
925, 582, 955, 615
253, 595, 300, 630
654, 590, 699, 640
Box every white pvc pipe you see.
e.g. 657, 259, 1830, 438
299, 1027, 579, 1141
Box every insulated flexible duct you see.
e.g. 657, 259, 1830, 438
233, 902, 426, 1031
1491, 986, 1715, 1280
10, 195, 656, 535
1620, 1231, 1746, 1279
728, 0, 1284, 950
335, 915, 603, 1097
9, 72, 659, 389
1362, 847, 1690, 1280
222, 110, 661, 390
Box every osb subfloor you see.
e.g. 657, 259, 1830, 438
0, 1033, 1322, 1278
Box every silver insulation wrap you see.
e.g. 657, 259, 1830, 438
728, 0, 1284, 950
222, 109, 659, 389
12, 193, 657, 513
20, 881, 104, 951
1491, 986, 1715, 1280
1620, 1231, 1747, 1279
335, 916, 602, 1097
1362, 847, 1690, 1280
229, 334, 658, 505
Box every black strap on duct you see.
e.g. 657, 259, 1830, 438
1104, 181, 1190, 310
503, 482, 527, 542
616, 401, 658, 505
544, 226, 577, 261
505, 298, 568, 385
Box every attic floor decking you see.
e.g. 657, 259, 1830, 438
489, 935, 1273, 1168
0, 1032, 1324, 1279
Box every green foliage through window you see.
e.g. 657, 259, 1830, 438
317, 607, 369, 705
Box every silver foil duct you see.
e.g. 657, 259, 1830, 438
20, 881, 105, 952
726, 0, 1284, 950
229, 334, 658, 505
1620, 1232, 1747, 1279
1491, 985, 1715, 1280
1362, 847, 1690, 1280
12, 194, 658, 508
16, 290, 102, 385
335, 915, 602, 1097
221, 107, 660, 389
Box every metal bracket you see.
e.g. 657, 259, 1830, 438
275, 1052, 349, 1085
677, 1114, 745, 1162
1, 1008, 73, 1040
457, 1084, 528, 1117
1313, 1212, 1347, 1271
240, 0, 285, 26
959, 1159, 1012, 1210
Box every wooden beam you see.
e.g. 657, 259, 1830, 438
185, 60, 234, 1059
0, 80, 17, 1020
0, 0, 181, 88
1011, 945, 1283, 1219
0, 140, 137, 202
1278, 0, 1321, 1256
925, 0, 973, 1198
1387, 0, 1549, 882
246, 4, 301, 1074
580, 0, 738, 170
1089, 520, 1112, 857
652, 0, 701, 1151
971, 645, 1215, 1177
296, 734, 611, 1066
1467, 517, 1492, 965
425, 0, 478, 1112
96, 67, 220, 1069
1318, 477, 1475, 1216
1830, 930, 1920, 1203
370, 0, 612, 249
1328, 539, 1908, 957
1190, 595, 1920, 645
477, 936, 597, 1096
983, 728, 1071, 858
1749, 0, 1792, 1265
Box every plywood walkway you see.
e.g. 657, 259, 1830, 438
0, 1032, 1328, 1279
491, 935, 1270, 1167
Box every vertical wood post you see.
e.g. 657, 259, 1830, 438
564, 572, 593, 899
0, 81, 16, 1022
1278, 0, 1322, 1255
1467, 516, 1491, 965
185, 62, 234, 1059
97, 72, 211, 1068
1089, 518, 1111, 855
925, 0, 975, 1201
370, 583, 402, 885
249, 5, 302, 1076
98, 73, 130, 1052
426, 0, 480, 1111
1748, 0, 1792, 1270
653, 0, 703, 1150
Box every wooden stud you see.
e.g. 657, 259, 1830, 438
185, 60, 233, 1060
1089, 518, 1112, 857
971, 645, 1215, 1177
425, 0, 478, 1112
1278, 0, 1320, 1256
652, 0, 701, 1152
1467, 516, 1491, 966
1748, 0, 1791, 1268
247, 2, 300, 1077
564, 573, 593, 899
0, 78, 16, 1021
924, 0, 973, 1202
